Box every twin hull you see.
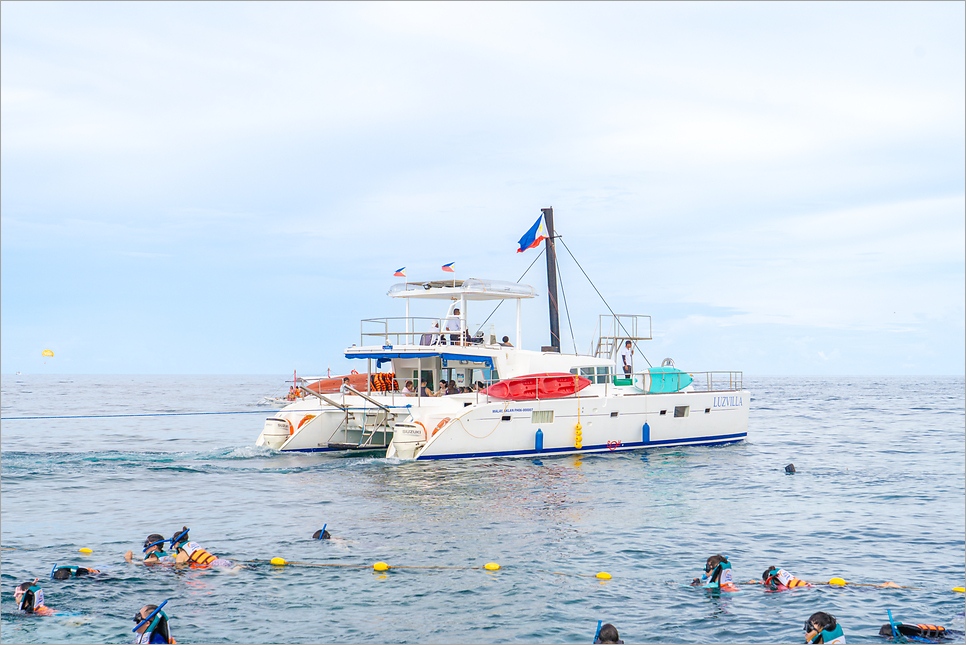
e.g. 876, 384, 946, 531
259, 389, 748, 460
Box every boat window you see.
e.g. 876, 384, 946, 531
595, 366, 610, 384
674, 406, 689, 418
532, 410, 553, 424
570, 368, 577, 375
580, 367, 595, 378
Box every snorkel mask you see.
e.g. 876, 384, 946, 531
143, 534, 167, 554
132, 599, 169, 634
17, 582, 44, 612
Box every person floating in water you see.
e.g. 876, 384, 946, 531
51, 565, 101, 580
762, 566, 810, 590
133, 602, 176, 644
173, 541, 236, 569
14, 579, 55, 615
125, 534, 177, 565
805, 612, 846, 644
595, 623, 624, 644
691, 554, 738, 591
879, 621, 959, 643
312, 527, 331, 540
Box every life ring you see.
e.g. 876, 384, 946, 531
432, 417, 452, 437
286, 419, 295, 436
297, 414, 317, 430
351, 370, 359, 375
414, 421, 427, 441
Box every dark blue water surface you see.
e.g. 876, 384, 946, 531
2, 375, 964, 644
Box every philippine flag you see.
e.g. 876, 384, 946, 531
441, 262, 456, 273
394, 267, 406, 277
517, 214, 548, 253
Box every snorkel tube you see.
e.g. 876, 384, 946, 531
318, 524, 327, 539
169, 527, 190, 549
143, 539, 167, 554
132, 599, 169, 634
50, 563, 58, 580
593, 620, 602, 643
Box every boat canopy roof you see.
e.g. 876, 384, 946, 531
345, 349, 495, 369
388, 278, 537, 301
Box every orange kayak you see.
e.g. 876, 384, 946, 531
483, 373, 592, 400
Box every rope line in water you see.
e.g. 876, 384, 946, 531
2, 410, 273, 420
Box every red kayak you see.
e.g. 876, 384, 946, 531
483, 373, 592, 400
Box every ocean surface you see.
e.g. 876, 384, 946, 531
1, 375, 963, 644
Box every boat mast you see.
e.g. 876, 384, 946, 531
542, 207, 560, 352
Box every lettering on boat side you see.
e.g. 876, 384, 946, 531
712, 396, 743, 408
606, 440, 623, 451
491, 408, 534, 413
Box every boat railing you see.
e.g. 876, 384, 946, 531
594, 314, 652, 359
361, 317, 490, 348
682, 371, 744, 392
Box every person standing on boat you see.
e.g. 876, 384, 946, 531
340, 377, 351, 395
618, 340, 633, 378
445, 308, 464, 345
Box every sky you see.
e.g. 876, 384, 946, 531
2, 1, 963, 376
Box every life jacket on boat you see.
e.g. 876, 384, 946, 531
808, 624, 846, 644
181, 541, 217, 567
135, 609, 176, 644
763, 567, 809, 589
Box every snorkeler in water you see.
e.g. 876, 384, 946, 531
50, 564, 101, 580
14, 579, 56, 615
805, 612, 846, 644
125, 534, 177, 565
762, 566, 810, 590
691, 554, 738, 590
133, 601, 176, 644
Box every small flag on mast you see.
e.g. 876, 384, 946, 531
394, 267, 406, 277
441, 262, 456, 273
517, 214, 549, 252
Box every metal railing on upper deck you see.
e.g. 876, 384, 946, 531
594, 314, 652, 360
675, 371, 743, 392
361, 317, 498, 348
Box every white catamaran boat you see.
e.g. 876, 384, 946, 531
255, 208, 749, 460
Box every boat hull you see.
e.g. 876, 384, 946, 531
402, 389, 749, 460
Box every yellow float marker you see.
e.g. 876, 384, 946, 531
484, 563, 500, 571
79, 548, 93, 554
828, 577, 847, 586
596, 572, 612, 580
953, 587, 965, 593
373, 562, 390, 571
270, 557, 287, 566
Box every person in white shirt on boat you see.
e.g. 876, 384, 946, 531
618, 340, 633, 378
445, 308, 464, 344
340, 377, 351, 394
401, 380, 415, 396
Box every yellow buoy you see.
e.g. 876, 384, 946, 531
78, 548, 93, 554
953, 587, 965, 593
828, 577, 847, 586
270, 557, 287, 566
596, 572, 612, 580
373, 562, 390, 571
575, 423, 582, 431
575, 443, 582, 449
484, 562, 500, 571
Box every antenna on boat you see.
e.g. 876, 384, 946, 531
542, 207, 561, 353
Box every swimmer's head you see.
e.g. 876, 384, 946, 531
806, 612, 836, 633
705, 554, 728, 572
15, 580, 43, 612
143, 534, 167, 554
312, 528, 331, 540
51, 566, 92, 580
762, 566, 780, 582
595, 623, 622, 644
169, 527, 190, 549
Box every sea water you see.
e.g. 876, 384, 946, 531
1, 375, 963, 644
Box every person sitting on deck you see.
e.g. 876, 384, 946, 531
401, 380, 415, 396
500, 336, 513, 347
419, 379, 433, 397
446, 380, 459, 395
